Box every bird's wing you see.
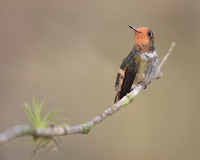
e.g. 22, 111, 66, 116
114, 51, 132, 91
114, 51, 138, 103
119, 62, 137, 99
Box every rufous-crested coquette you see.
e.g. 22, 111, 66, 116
114, 25, 159, 103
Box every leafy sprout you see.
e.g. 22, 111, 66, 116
22, 98, 68, 155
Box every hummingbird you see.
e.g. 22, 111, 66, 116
114, 25, 159, 103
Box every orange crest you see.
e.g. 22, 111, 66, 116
129, 25, 154, 46
135, 27, 152, 45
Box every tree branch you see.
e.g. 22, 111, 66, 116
159, 42, 176, 69
0, 42, 176, 146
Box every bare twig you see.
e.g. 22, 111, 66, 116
159, 42, 176, 69
0, 42, 176, 146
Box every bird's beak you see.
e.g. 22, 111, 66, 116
129, 25, 141, 33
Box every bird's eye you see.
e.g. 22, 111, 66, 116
147, 32, 152, 37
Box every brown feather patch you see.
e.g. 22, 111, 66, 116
114, 69, 125, 103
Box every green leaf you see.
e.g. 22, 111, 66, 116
22, 98, 67, 129
42, 108, 64, 127
23, 103, 35, 125
22, 97, 68, 154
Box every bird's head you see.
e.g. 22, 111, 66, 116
129, 25, 155, 47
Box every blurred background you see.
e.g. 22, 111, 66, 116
0, 0, 199, 160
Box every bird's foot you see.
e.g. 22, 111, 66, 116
141, 81, 151, 89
